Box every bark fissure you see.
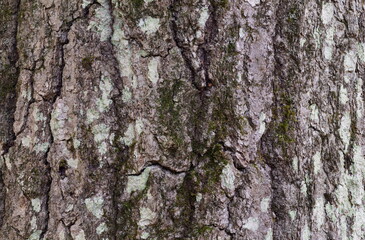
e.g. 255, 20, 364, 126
0, 0, 21, 229
169, 0, 214, 94
126, 161, 188, 177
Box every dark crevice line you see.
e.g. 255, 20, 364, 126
105, 0, 124, 239
0, 0, 22, 229
1, 0, 21, 155
126, 161, 188, 177
168, 0, 214, 95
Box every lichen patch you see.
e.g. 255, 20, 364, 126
126, 168, 151, 194
344, 51, 357, 72
247, 0, 260, 7
85, 195, 104, 219
96, 223, 108, 235
74, 230, 86, 240
148, 58, 160, 84
260, 197, 270, 213
312, 151, 321, 175
88, 0, 112, 42
138, 207, 156, 227
339, 85, 349, 105
220, 163, 236, 192
122, 87, 132, 103
31, 198, 41, 213
121, 123, 135, 146
92, 123, 111, 155
28, 230, 42, 240
312, 196, 325, 229
138, 17, 160, 35
321, 3, 334, 25
67, 158, 79, 169
339, 112, 351, 150
96, 74, 113, 113
198, 6, 209, 29
242, 217, 259, 231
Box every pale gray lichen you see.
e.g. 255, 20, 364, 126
301, 221, 311, 240
22, 135, 32, 148
111, 19, 135, 85
356, 78, 364, 119
74, 230, 86, 240
85, 195, 104, 219
339, 85, 349, 105
138, 207, 156, 227
292, 156, 299, 173
147, 58, 160, 84
358, 42, 365, 63
196, 193, 203, 203
265, 228, 273, 240
242, 217, 259, 231
122, 87, 132, 103
312, 151, 321, 175
247, 0, 260, 7
323, 26, 335, 60
31, 198, 41, 213
34, 142, 50, 154
86, 109, 100, 125
126, 168, 151, 194
312, 27, 321, 49
92, 123, 111, 155
141, 231, 150, 239
96, 223, 108, 235
50, 99, 69, 141
96, 74, 113, 113
260, 197, 270, 213
65, 204, 74, 212
73, 138, 81, 149
309, 104, 319, 123
300, 181, 307, 196
321, 3, 334, 25
88, 0, 112, 42
339, 112, 351, 150
289, 210, 297, 221
344, 50, 357, 72
120, 123, 135, 146
30, 216, 37, 230
32, 108, 46, 122
67, 158, 78, 169
82, 0, 92, 8
138, 17, 160, 35
28, 230, 42, 240
198, 6, 209, 30
220, 163, 236, 193
258, 112, 266, 135
311, 196, 325, 230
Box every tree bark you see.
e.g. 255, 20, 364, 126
0, 0, 365, 239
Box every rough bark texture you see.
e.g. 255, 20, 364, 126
1, 0, 365, 239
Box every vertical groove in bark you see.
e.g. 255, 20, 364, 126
269, 0, 304, 238
0, 0, 21, 228
40, 28, 67, 240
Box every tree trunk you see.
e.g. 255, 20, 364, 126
1, 0, 365, 239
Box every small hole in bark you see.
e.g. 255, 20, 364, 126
81, 56, 95, 70
58, 159, 68, 178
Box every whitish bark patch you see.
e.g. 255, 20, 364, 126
138, 17, 160, 35
85, 195, 104, 219
126, 168, 151, 194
